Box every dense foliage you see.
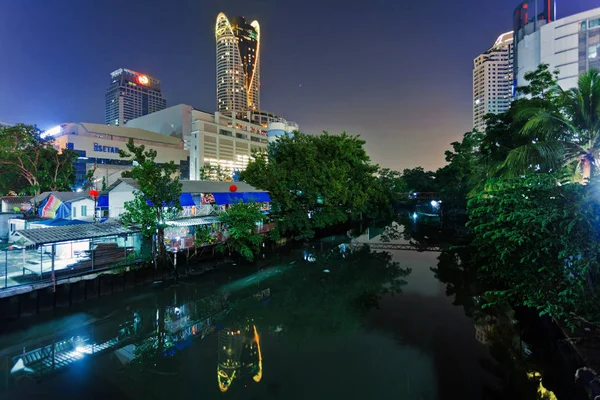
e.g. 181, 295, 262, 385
0, 124, 78, 194
217, 201, 266, 261
118, 138, 182, 264
505, 68, 600, 181
399, 66, 600, 332
240, 132, 390, 240
468, 174, 600, 327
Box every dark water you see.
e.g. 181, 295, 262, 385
0, 221, 514, 399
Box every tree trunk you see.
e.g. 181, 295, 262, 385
582, 157, 592, 183
157, 227, 166, 269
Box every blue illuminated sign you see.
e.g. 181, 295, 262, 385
93, 143, 120, 154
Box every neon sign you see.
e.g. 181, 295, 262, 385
137, 75, 149, 85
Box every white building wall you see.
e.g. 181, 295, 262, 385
517, 8, 600, 93
69, 199, 96, 221
124, 105, 299, 180
108, 182, 136, 219
516, 30, 541, 89
126, 104, 192, 140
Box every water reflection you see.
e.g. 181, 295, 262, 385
8, 217, 573, 399
1, 235, 411, 397
217, 322, 263, 392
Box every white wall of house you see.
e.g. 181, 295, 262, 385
8, 218, 27, 243
69, 199, 96, 221
108, 182, 136, 219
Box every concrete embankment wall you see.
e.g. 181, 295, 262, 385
0, 267, 174, 320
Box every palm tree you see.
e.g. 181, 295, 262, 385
505, 69, 600, 182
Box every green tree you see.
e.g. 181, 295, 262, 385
0, 124, 77, 194
505, 68, 600, 181
118, 138, 182, 266
240, 132, 388, 240
217, 201, 266, 261
435, 130, 484, 210
377, 168, 407, 204
401, 167, 438, 193
468, 173, 600, 328
479, 65, 559, 177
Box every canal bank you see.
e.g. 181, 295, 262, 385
0, 219, 591, 399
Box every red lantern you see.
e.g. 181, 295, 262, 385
229, 185, 237, 192
89, 189, 99, 198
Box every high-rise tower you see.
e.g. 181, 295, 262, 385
473, 32, 514, 132
215, 13, 260, 115
105, 68, 166, 126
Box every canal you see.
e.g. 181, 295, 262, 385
0, 219, 572, 399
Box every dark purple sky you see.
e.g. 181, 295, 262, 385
0, 0, 596, 171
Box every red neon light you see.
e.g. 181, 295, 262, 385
137, 75, 149, 85
548, 0, 552, 22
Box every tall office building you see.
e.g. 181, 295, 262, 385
473, 32, 514, 131
514, 3, 600, 94
105, 68, 166, 126
215, 13, 260, 115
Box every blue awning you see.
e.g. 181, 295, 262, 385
97, 195, 108, 208
179, 193, 195, 207
212, 192, 271, 205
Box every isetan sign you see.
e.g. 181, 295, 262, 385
93, 143, 120, 154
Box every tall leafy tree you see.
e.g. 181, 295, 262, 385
400, 167, 438, 193
217, 201, 266, 261
377, 168, 407, 205
480, 64, 559, 177
0, 124, 77, 194
119, 138, 182, 265
435, 130, 484, 209
240, 132, 388, 240
505, 68, 600, 181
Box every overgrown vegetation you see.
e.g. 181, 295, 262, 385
216, 201, 266, 261
118, 138, 182, 266
0, 124, 77, 195
241, 132, 392, 240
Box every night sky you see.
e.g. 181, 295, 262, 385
0, 0, 596, 171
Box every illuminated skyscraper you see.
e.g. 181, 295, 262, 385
472, 32, 514, 132
105, 68, 166, 126
215, 13, 260, 115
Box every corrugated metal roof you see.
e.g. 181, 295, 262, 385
14, 222, 139, 245
166, 216, 220, 227
180, 180, 264, 193
103, 179, 266, 195
1, 196, 33, 204
32, 192, 91, 204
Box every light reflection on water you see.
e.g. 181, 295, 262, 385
0, 220, 495, 400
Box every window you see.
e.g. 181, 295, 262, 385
81, 205, 87, 217
590, 19, 600, 29
72, 207, 77, 218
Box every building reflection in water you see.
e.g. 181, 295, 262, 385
217, 321, 263, 392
